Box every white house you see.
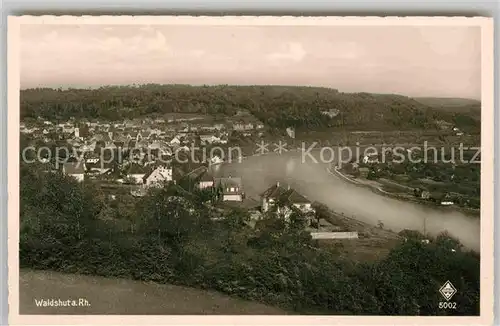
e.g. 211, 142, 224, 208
200, 134, 220, 145
260, 182, 313, 216
144, 166, 173, 188
62, 162, 85, 182
85, 157, 100, 164
169, 137, 181, 146
86, 160, 113, 175
198, 172, 214, 189
62, 125, 75, 134
85, 152, 100, 164
210, 155, 224, 165
215, 176, 243, 202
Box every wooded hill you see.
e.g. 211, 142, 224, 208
414, 97, 481, 119
20, 84, 480, 131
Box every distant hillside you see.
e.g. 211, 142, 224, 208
414, 97, 480, 107
20, 84, 478, 131
414, 97, 481, 113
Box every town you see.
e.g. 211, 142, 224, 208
21, 110, 368, 241
16, 18, 484, 317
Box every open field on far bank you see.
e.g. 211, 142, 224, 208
330, 166, 480, 218
19, 269, 287, 315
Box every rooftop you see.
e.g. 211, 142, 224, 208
63, 161, 85, 174
261, 182, 311, 204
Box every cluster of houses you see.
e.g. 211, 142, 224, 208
187, 164, 315, 216
61, 160, 173, 188
22, 115, 268, 193
21, 115, 265, 153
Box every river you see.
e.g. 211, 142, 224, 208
211, 150, 480, 251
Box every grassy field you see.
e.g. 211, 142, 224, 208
19, 269, 286, 315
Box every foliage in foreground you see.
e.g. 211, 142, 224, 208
19, 165, 480, 315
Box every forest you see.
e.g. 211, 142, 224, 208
20, 159, 480, 315
20, 84, 480, 132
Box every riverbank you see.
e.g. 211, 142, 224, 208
329, 165, 480, 218
20, 269, 287, 315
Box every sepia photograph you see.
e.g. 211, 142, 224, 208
7, 16, 494, 325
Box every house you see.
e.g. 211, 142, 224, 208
200, 125, 217, 132
233, 122, 254, 131
186, 166, 214, 189
170, 136, 181, 146
214, 176, 243, 201
129, 131, 143, 141
199, 134, 219, 144
126, 164, 147, 184
362, 153, 379, 164
260, 182, 313, 214
85, 152, 100, 164
359, 167, 370, 178
177, 145, 190, 152
113, 133, 129, 143
62, 125, 75, 134
143, 165, 173, 188
198, 172, 214, 189
209, 155, 224, 165
320, 109, 340, 118
105, 141, 117, 149
435, 120, 454, 130
62, 161, 85, 182
148, 141, 168, 155
80, 141, 96, 152
86, 160, 114, 175
421, 191, 431, 200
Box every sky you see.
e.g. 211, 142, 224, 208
20, 24, 481, 99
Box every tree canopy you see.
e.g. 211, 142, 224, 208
20, 84, 475, 131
